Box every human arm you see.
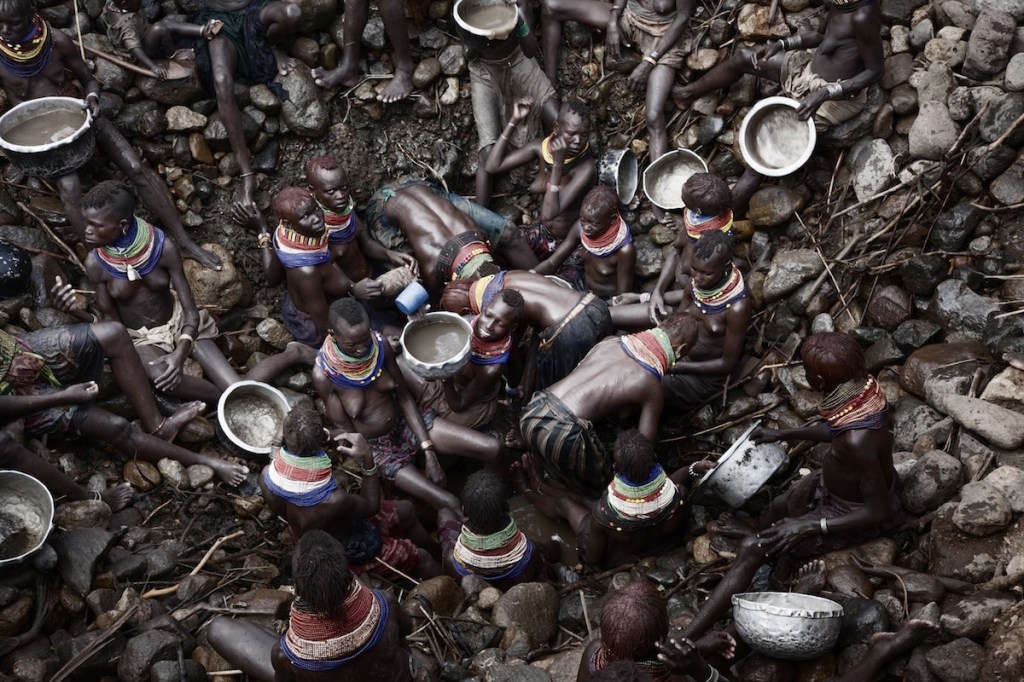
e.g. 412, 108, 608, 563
483, 98, 540, 173
605, 1, 627, 61
54, 31, 101, 115
129, 47, 168, 79
577, 515, 608, 569
291, 268, 331, 338
333, 432, 380, 518
668, 297, 752, 376
626, 0, 694, 90
441, 363, 503, 412
637, 389, 664, 442
355, 220, 419, 276
531, 224, 581, 275
50, 275, 99, 324
0, 381, 99, 418
515, 0, 541, 60
539, 146, 597, 223
796, 14, 882, 120
233, 203, 287, 286
751, 421, 831, 444
614, 243, 636, 297
648, 246, 680, 320
389, 354, 444, 486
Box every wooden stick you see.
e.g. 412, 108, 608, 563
73, 40, 159, 79
374, 556, 421, 585
141, 529, 245, 598
17, 201, 86, 273
988, 109, 1024, 151
72, 0, 86, 63
51, 604, 140, 682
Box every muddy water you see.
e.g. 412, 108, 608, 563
509, 495, 580, 566
225, 394, 284, 447
3, 109, 85, 147
405, 321, 468, 363
0, 512, 29, 558
462, 3, 517, 32
749, 108, 811, 170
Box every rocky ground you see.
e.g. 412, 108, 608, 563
1, 0, 1024, 679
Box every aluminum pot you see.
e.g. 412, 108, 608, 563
598, 148, 638, 204
739, 96, 816, 177
0, 471, 54, 568
401, 312, 472, 381
732, 592, 843, 660
642, 149, 708, 210
0, 97, 95, 178
216, 380, 291, 459
453, 0, 519, 39
695, 420, 787, 508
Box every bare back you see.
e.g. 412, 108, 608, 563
548, 337, 660, 420
503, 270, 591, 328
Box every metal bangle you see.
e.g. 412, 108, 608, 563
361, 463, 378, 476
420, 439, 434, 451
704, 667, 721, 682
820, 517, 829, 534
643, 55, 658, 65
826, 82, 844, 99
547, 183, 560, 193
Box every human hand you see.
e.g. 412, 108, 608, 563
750, 40, 783, 72
547, 133, 568, 161
152, 64, 169, 80
756, 518, 817, 557
83, 92, 100, 118
388, 250, 418, 276
510, 97, 534, 125
628, 59, 654, 91
61, 381, 99, 404
231, 201, 263, 229
202, 18, 223, 39
334, 432, 373, 467
605, 21, 627, 61
648, 290, 668, 322
797, 87, 830, 121
148, 350, 187, 392
655, 636, 703, 674
50, 277, 84, 315
750, 427, 783, 444
351, 278, 384, 300
423, 448, 446, 488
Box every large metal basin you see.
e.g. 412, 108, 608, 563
739, 96, 816, 177
598, 148, 638, 204
732, 592, 843, 660
0, 97, 95, 178
216, 380, 291, 459
454, 0, 519, 39
695, 420, 788, 508
0, 471, 54, 568
401, 312, 472, 381
643, 149, 708, 210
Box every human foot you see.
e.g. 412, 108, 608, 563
864, 620, 941, 665
504, 425, 526, 450
285, 341, 317, 365
182, 242, 223, 271
152, 400, 206, 441
98, 483, 134, 511
1004, 351, 1024, 371
377, 68, 415, 103
695, 631, 736, 661
208, 458, 249, 487
708, 512, 756, 539
312, 64, 359, 89
791, 559, 827, 595
272, 47, 297, 76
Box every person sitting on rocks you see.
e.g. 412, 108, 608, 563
0, 323, 248, 485
311, 0, 416, 103
678, 331, 904, 641
437, 469, 544, 590
312, 298, 504, 511
401, 288, 524, 430
305, 155, 419, 302
516, 428, 705, 569
519, 314, 697, 496
578, 579, 734, 682
194, 0, 303, 208
612, 231, 751, 413
102, 0, 222, 80
363, 178, 537, 293
455, 0, 557, 207
51, 182, 314, 403
484, 97, 598, 277
236, 187, 351, 346
0, 0, 220, 269
207, 529, 414, 681
671, 0, 883, 209
259, 405, 440, 580
440, 268, 613, 392
532, 185, 635, 296
541, 0, 693, 168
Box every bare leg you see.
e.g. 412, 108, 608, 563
91, 322, 205, 438
836, 620, 940, 682
242, 341, 317, 384
191, 339, 242, 392
394, 465, 460, 511
511, 453, 589, 528
429, 418, 501, 464
731, 166, 764, 217
645, 64, 676, 164
207, 36, 257, 209
261, 1, 302, 75
207, 617, 277, 682
682, 535, 769, 640
313, 0, 367, 88
93, 119, 221, 270
376, 0, 415, 103
475, 147, 494, 208
78, 407, 249, 486
671, 48, 784, 111
134, 344, 223, 404
540, 0, 611, 83
393, 499, 438, 554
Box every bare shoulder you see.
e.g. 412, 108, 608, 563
834, 428, 888, 467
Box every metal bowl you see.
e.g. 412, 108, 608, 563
642, 149, 708, 210
732, 592, 843, 660
0, 97, 95, 178
453, 0, 519, 39
695, 420, 788, 508
0, 471, 54, 567
739, 96, 816, 177
216, 380, 291, 459
401, 312, 472, 381
598, 148, 638, 204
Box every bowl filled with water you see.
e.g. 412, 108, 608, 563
0, 471, 53, 568
0, 97, 95, 178
454, 0, 520, 39
401, 312, 472, 381
216, 381, 291, 458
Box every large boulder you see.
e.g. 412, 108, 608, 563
939, 395, 1024, 449
963, 8, 1016, 78
900, 450, 963, 513
493, 583, 559, 650
951, 481, 1013, 536
277, 65, 329, 138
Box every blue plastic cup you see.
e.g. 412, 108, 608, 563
395, 281, 429, 316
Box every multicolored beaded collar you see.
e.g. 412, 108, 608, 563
820, 375, 889, 435
317, 331, 386, 389
580, 214, 632, 258
94, 217, 165, 281
691, 264, 748, 315
0, 15, 52, 78
619, 328, 676, 380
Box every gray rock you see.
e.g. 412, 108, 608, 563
483, 664, 552, 682
864, 335, 905, 372
449, 618, 503, 654
362, 17, 386, 50
930, 199, 983, 251
204, 111, 259, 149
963, 8, 1016, 78
418, 26, 448, 50
82, 34, 132, 94
971, 0, 1024, 22
980, 93, 1024, 146
413, 57, 442, 89
633, 235, 664, 278
493, 583, 558, 649
952, 480, 1012, 536
900, 255, 947, 295
900, 450, 963, 513
883, 0, 928, 24
941, 591, 1016, 638
115, 101, 167, 139
406, 576, 464, 618
850, 138, 896, 202
51, 528, 114, 596
893, 319, 942, 351
54, 500, 111, 530
164, 106, 208, 132
137, 70, 204, 106
924, 37, 967, 66
927, 279, 996, 339
910, 62, 955, 105
763, 249, 823, 302
118, 630, 180, 682
979, 367, 1024, 414
942, 1, 977, 29
889, 83, 918, 114
910, 18, 934, 48
909, 101, 959, 160
991, 156, 1024, 205
157, 458, 188, 488
746, 186, 805, 226
882, 53, 914, 89
865, 285, 913, 330
948, 86, 973, 120
438, 44, 467, 76
1005, 53, 1024, 91
925, 638, 984, 682
940, 394, 1024, 449
923, 365, 978, 412
150, 659, 206, 682
277, 65, 328, 137
249, 84, 281, 113
893, 395, 945, 451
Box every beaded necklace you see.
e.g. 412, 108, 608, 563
317, 331, 386, 389
273, 221, 331, 269
619, 328, 676, 380
282, 581, 389, 671
592, 647, 672, 682
470, 317, 512, 365
595, 465, 682, 530
691, 264, 748, 315
0, 15, 52, 78
95, 217, 165, 281
318, 198, 358, 245
262, 447, 337, 507
820, 375, 888, 435
448, 239, 493, 282
580, 214, 632, 258
452, 519, 533, 579
683, 208, 733, 243
831, 0, 876, 12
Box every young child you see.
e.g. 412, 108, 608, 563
533, 184, 635, 298
102, 0, 222, 80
